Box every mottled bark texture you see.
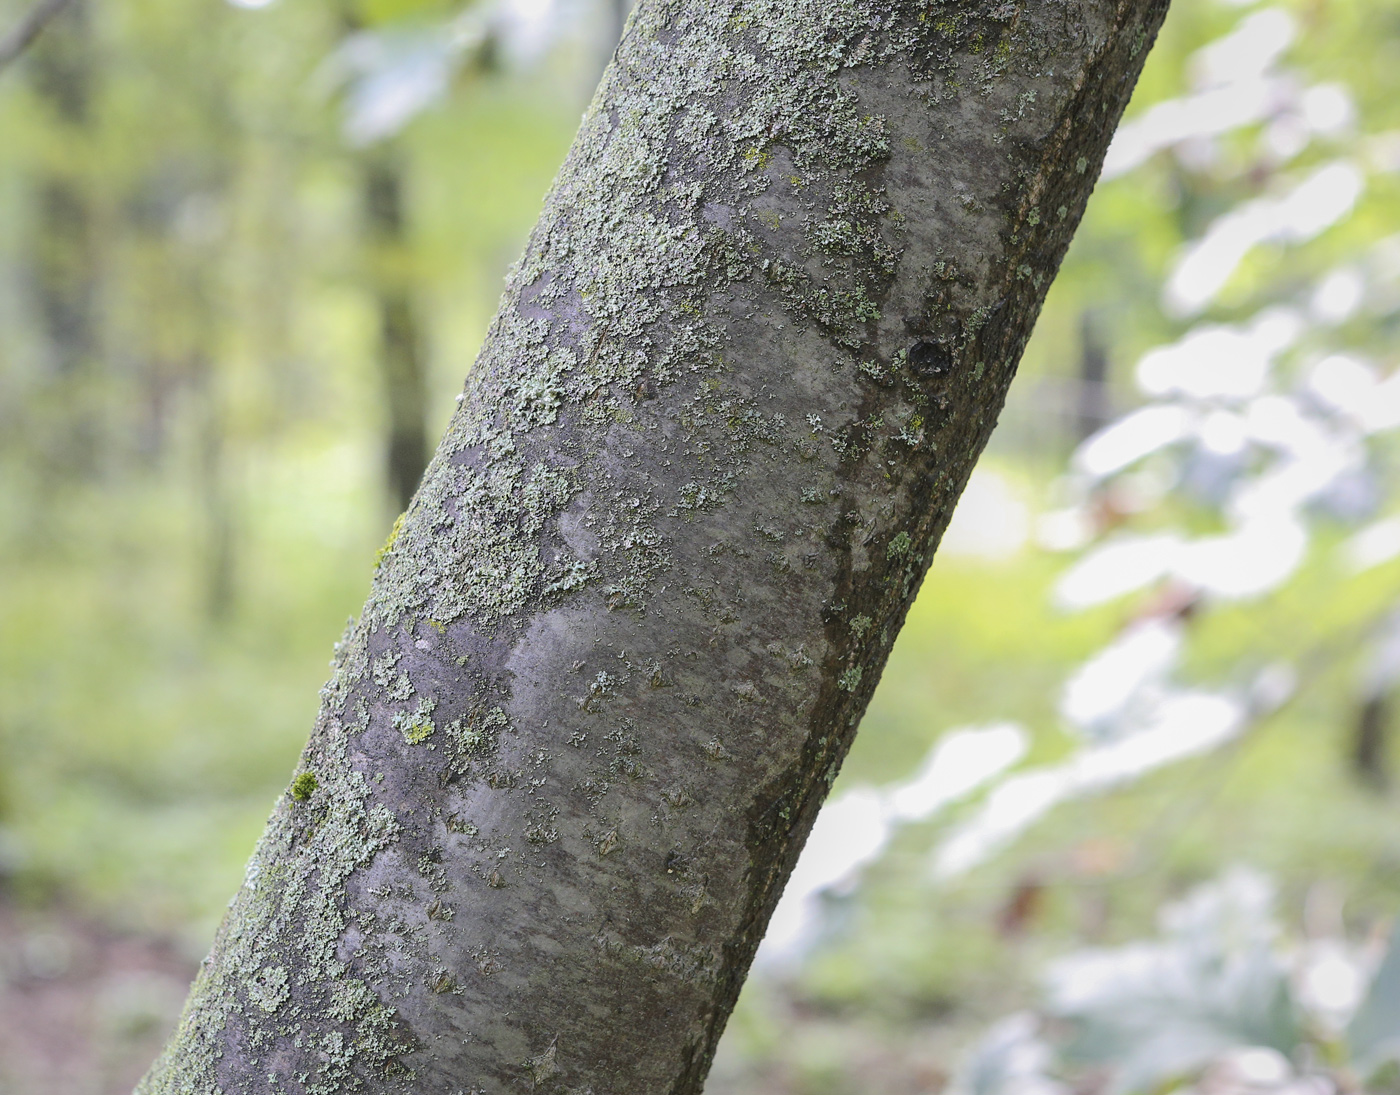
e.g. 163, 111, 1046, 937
139, 0, 1168, 1091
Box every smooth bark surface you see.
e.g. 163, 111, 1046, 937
140, 0, 1169, 1091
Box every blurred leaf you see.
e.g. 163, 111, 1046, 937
952, 1014, 1066, 1095
1045, 870, 1301, 1094
1347, 922, 1400, 1073
320, 14, 491, 145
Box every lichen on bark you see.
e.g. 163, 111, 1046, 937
139, 0, 1171, 1092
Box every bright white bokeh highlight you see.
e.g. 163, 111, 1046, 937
1166, 162, 1363, 315
940, 469, 1030, 560
934, 692, 1247, 879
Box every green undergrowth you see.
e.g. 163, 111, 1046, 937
0, 440, 381, 945
714, 531, 1400, 1095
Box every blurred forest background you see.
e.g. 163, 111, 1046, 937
3, 0, 1400, 1091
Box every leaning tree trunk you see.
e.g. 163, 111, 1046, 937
139, 0, 1169, 1091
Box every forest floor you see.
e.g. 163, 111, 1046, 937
0, 893, 191, 1095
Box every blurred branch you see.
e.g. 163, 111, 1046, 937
0, 0, 73, 72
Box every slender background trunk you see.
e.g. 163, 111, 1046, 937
29, 0, 98, 476
140, 0, 1170, 1091
362, 143, 431, 514
1076, 310, 1111, 442
0, 0, 74, 71
1353, 693, 1390, 791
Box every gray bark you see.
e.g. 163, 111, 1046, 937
139, 0, 1169, 1091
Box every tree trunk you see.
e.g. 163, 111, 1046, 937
28, 0, 99, 475
139, 1, 1169, 1091
1353, 693, 1390, 792
1076, 309, 1111, 442
362, 144, 431, 514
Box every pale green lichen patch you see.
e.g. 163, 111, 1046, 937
527, 1040, 560, 1085
393, 697, 437, 745
447, 704, 509, 767
370, 455, 577, 630
246, 965, 289, 1013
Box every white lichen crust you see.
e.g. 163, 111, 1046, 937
138, 0, 1169, 1092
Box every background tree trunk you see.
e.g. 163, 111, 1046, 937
0, 0, 75, 71
1076, 310, 1111, 442
362, 143, 431, 515
139, 0, 1169, 1091
1353, 693, 1390, 791
28, 0, 99, 475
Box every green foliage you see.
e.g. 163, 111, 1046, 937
1047, 871, 1301, 1093
0, 0, 581, 940
955, 874, 1400, 1095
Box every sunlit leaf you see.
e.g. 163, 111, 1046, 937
1045, 870, 1301, 1094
